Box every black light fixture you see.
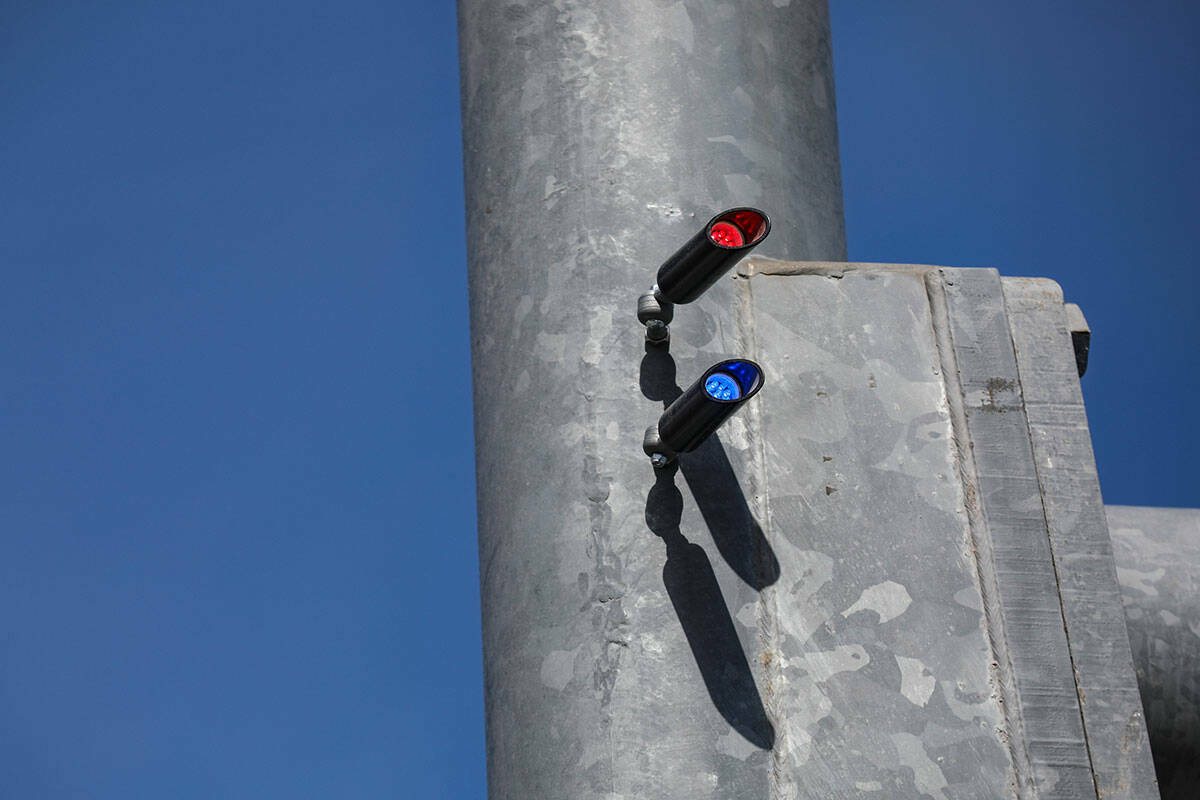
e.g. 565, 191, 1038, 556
643, 359, 764, 467
637, 208, 771, 344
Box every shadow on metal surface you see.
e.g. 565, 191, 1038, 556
639, 344, 780, 590
1149, 739, 1198, 800
645, 466, 775, 750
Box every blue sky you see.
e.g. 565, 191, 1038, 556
1, 1, 1194, 797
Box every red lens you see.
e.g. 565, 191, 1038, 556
708, 209, 768, 247
728, 210, 767, 243
708, 221, 745, 247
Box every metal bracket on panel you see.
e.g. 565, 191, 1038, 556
637, 287, 673, 346
1065, 302, 1090, 377
641, 423, 675, 469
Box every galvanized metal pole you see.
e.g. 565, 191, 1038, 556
458, 2, 844, 797
1109, 506, 1200, 799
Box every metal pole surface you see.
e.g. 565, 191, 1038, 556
458, 2, 844, 796
1109, 505, 1200, 800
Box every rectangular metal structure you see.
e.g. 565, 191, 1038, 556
624, 258, 1160, 798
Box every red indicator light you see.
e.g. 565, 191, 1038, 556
728, 210, 767, 243
709, 221, 745, 247
707, 209, 768, 248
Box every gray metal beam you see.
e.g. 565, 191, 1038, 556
1003, 278, 1158, 799
744, 261, 1018, 797
934, 268, 1096, 798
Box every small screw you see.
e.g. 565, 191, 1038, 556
650, 453, 670, 468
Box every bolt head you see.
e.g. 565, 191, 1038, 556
650, 453, 670, 468
644, 320, 669, 343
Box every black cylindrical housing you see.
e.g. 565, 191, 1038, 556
658, 359, 764, 454
655, 208, 771, 304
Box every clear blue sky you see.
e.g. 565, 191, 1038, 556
1, 2, 1194, 797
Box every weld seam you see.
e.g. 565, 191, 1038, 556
735, 272, 792, 799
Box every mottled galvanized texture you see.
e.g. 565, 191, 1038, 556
932, 267, 1097, 798
1108, 506, 1200, 800
740, 260, 1015, 797
1002, 278, 1158, 800
457, 1, 845, 797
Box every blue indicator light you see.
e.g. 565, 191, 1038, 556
705, 372, 742, 401
724, 360, 761, 393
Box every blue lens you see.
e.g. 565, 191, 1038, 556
704, 372, 742, 401
724, 360, 761, 393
